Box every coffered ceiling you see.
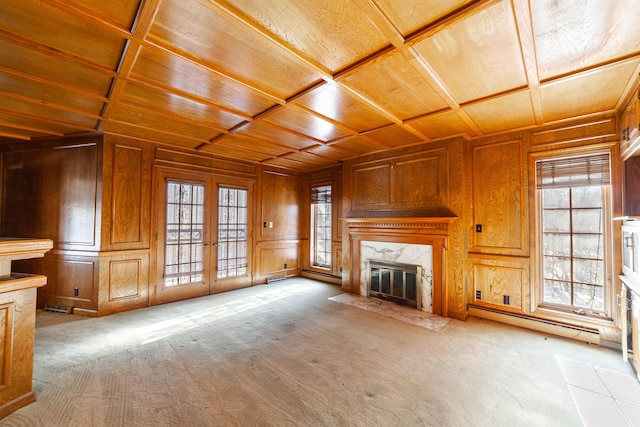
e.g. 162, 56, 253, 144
1, 0, 639, 171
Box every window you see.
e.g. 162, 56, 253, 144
217, 186, 248, 279
536, 153, 611, 317
164, 181, 205, 286
311, 185, 331, 269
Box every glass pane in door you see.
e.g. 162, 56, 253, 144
164, 181, 205, 287
217, 186, 248, 279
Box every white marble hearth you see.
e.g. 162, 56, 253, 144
359, 241, 433, 312
328, 292, 450, 331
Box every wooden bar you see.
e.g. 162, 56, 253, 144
0, 238, 52, 419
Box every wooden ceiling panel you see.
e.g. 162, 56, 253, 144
532, 0, 640, 81
0, 39, 113, 96
131, 46, 277, 117
372, 0, 475, 37
105, 122, 204, 150
0, 95, 98, 130
233, 121, 319, 151
149, 0, 320, 100
0, 126, 50, 141
363, 125, 423, 148
0, 73, 105, 117
293, 83, 392, 132
463, 90, 536, 134
408, 110, 471, 140
110, 105, 220, 142
280, 151, 339, 169
57, 0, 143, 31
201, 143, 273, 164
0, 1, 638, 171
330, 136, 387, 156
263, 107, 350, 142
340, 51, 449, 120
304, 144, 356, 161
541, 59, 640, 122
0, 112, 84, 137
204, 134, 290, 159
119, 83, 246, 131
413, 0, 527, 103
0, 0, 127, 70
214, 0, 390, 72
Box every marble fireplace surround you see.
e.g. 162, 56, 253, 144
345, 217, 456, 317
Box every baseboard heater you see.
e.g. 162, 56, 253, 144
266, 275, 285, 284
468, 305, 600, 345
301, 269, 341, 284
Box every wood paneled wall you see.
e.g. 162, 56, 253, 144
255, 169, 304, 282
341, 114, 622, 334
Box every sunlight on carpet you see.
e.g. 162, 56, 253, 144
328, 293, 450, 332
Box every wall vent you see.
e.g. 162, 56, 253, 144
43, 304, 71, 315
266, 275, 285, 284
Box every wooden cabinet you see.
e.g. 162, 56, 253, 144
620, 87, 640, 160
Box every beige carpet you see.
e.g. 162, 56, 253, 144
0, 278, 635, 426
328, 293, 450, 331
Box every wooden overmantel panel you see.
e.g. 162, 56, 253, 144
348, 147, 449, 213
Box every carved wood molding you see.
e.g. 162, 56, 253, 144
345, 217, 456, 236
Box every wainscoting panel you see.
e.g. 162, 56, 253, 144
256, 241, 301, 281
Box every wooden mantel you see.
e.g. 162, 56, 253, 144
344, 217, 457, 317
0, 238, 53, 419
344, 217, 456, 235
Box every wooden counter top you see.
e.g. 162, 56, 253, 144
0, 238, 53, 279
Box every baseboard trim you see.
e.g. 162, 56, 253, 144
468, 305, 600, 345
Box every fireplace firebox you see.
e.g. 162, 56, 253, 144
368, 260, 422, 310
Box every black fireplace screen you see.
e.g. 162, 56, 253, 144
369, 260, 421, 310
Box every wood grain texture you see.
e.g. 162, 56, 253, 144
256, 241, 301, 279
97, 252, 149, 315
102, 135, 153, 250
149, 0, 319, 100
471, 139, 526, 255
472, 262, 525, 312
259, 170, 302, 241
215, 0, 389, 73
352, 163, 392, 210
412, 0, 527, 103
1, 140, 100, 250
532, 0, 640, 81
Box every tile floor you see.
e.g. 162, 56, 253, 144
559, 356, 640, 426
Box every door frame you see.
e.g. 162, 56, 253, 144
149, 166, 255, 306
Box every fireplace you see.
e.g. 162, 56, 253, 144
368, 260, 422, 310
344, 217, 456, 317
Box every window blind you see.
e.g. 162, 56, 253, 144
311, 186, 331, 204
536, 153, 610, 189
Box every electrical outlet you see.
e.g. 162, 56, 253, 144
503, 295, 510, 305
284, 263, 287, 269
475, 290, 482, 300
74, 287, 79, 297
476, 224, 482, 233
